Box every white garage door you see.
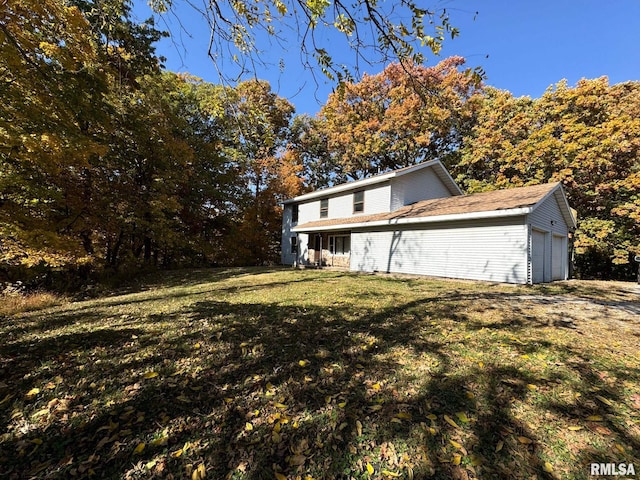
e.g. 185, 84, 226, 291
552, 235, 565, 280
531, 230, 546, 283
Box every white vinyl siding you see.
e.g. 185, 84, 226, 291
362, 183, 391, 214
298, 201, 319, 224
297, 233, 309, 265
296, 183, 391, 223
350, 218, 529, 284
280, 204, 295, 265
528, 192, 569, 236
390, 167, 455, 211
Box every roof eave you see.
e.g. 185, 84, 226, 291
283, 160, 445, 204
528, 183, 577, 228
292, 207, 532, 233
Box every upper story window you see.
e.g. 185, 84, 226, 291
353, 190, 364, 213
320, 198, 328, 218
291, 204, 298, 223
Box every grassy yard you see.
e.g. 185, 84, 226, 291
0, 268, 639, 479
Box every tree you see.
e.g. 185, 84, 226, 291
315, 57, 482, 179
0, 0, 110, 277
457, 79, 640, 279
286, 114, 336, 190
0, 0, 234, 281
150, 0, 466, 84
215, 80, 303, 265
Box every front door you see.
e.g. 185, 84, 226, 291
314, 235, 323, 265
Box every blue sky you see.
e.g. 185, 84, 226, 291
132, 1, 640, 116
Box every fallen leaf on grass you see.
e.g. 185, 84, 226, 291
151, 435, 168, 446
543, 462, 553, 473
192, 463, 206, 480
586, 415, 603, 422
245, 422, 253, 431
451, 454, 462, 466
395, 412, 411, 420
567, 426, 583, 431
25, 388, 40, 399
356, 420, 363, 436
595, 395, 613, 407
289, 454, 306, 466
495, 441, 504, 452
455, 412, 469, 424
31, 408, 49, 418
444, 415, 460, 429
133, 442, 145, 454
381, 470, 401, 477
275, 473, 287, 480
366, 463, 374, 475
143, 372, 159, 379
449, 440, 463, 450
517, 436, 533, 444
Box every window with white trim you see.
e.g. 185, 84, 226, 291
320, 198, 328, 218
353, 190, 364, 213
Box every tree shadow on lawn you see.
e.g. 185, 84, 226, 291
0, 286, 638, 479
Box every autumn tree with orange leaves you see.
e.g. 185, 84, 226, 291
317, 57, 483, 180
457, 79, 640, 278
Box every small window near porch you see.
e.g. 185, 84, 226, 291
329, 235, 350, 256
353, 190, 364, 213
291, 204, 298, 223
320, 198, 328, 218
290, 236, 298, 253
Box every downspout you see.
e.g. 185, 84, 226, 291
568, 229, 575, 279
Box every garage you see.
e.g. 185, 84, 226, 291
531, 229, 547, 284
552, 234, 566, 280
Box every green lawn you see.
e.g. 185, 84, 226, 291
1, 268, 639, 479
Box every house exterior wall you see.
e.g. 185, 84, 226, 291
281, 204, 297, 265
283, 183, 391, 265
297, 233, 309, 265
390, 167, 454, 210
350, 217, 529, 284
297, 182, 391, 225
526, 192, 570, 282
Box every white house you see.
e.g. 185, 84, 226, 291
281, 160, 576, 284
